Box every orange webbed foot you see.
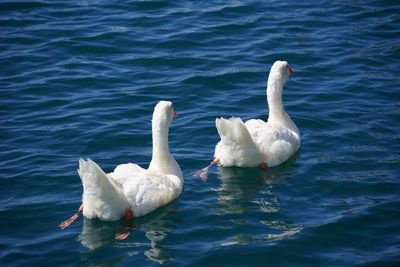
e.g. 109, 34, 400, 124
258, 162, 268, 170
194, 158, 220, 181
115, 208, 134, 240
59, 204, 83, 229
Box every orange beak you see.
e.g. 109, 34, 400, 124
288, 66, 294, 76
173, 109, 177, 117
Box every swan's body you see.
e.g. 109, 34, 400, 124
63, 101, 183, 224
214, 61, 300, 168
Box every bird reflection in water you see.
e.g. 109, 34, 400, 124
213, 163, 302, 245
78, 205, 178, 264
214, 166, 277, 215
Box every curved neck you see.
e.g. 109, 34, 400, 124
150, 120, 170, 161
267, 78, 299, 135
267, 78, 285, 121
148, 119, 182, 179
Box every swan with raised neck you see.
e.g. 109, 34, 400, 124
267, 60, 299, 136
195, 60, 301, 178
148, 101, 182, 179
59, 100, 183, 238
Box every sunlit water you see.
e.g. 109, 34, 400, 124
1, 1, 400, 266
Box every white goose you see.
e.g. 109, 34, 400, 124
59, 101, 183, 239
195, 61, 300, 179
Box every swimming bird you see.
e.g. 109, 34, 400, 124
59, 101, 183, 239
195, 61, 300, 180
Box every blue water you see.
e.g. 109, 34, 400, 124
1, 1, 400, 266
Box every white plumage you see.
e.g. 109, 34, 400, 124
214, 61, 300, 168
78, 101, 183, 221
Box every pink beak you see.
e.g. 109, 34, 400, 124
173, 109, 177, 117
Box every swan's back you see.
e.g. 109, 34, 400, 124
122, 171, 182, 217
245, 119, 300, 167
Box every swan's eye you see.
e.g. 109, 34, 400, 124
286, 64, 294, 75
168, 104, 177, 117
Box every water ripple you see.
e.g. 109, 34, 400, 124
1, 0, 400, 266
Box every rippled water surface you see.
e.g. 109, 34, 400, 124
1, 1, 400, 266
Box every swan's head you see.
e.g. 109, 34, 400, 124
152, 101, 177, 126
269, 60, 294, 85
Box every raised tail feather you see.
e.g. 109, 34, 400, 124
215, 117, 256, 146
78, 158, 130, 221
215, 117, 260, 167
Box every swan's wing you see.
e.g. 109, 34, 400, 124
245, 119, 275, 147
123, 172, 182, 217
78, 158, 130, 220
109, 163, 146, 187
216, 117, 255, 146
214, 117, 260, 167
246, 122, 300, 166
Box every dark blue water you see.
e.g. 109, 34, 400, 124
1, 1, 400, 266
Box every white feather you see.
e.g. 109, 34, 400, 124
78, 101, 183, 220
214, 117, 261, 167
214, 61, 301, 167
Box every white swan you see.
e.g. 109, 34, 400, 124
59, 101, 183, 239
195, 61, 300, 179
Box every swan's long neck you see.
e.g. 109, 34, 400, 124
267, 75, 299, 135
148, 118, 182, 179
151, 120, 170, 158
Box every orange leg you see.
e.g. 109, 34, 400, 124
194, 158, 220, 181
59, 204, 83, 229
115, 208, 135, 240
258, 162, 268, 170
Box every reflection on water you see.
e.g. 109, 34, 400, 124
215, 165, 302, 246
79, 205, 178, 264
79, 219, 121, 250
214, 166, 280, 215
140, 209, 176, 264
221, 228, 302, 247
